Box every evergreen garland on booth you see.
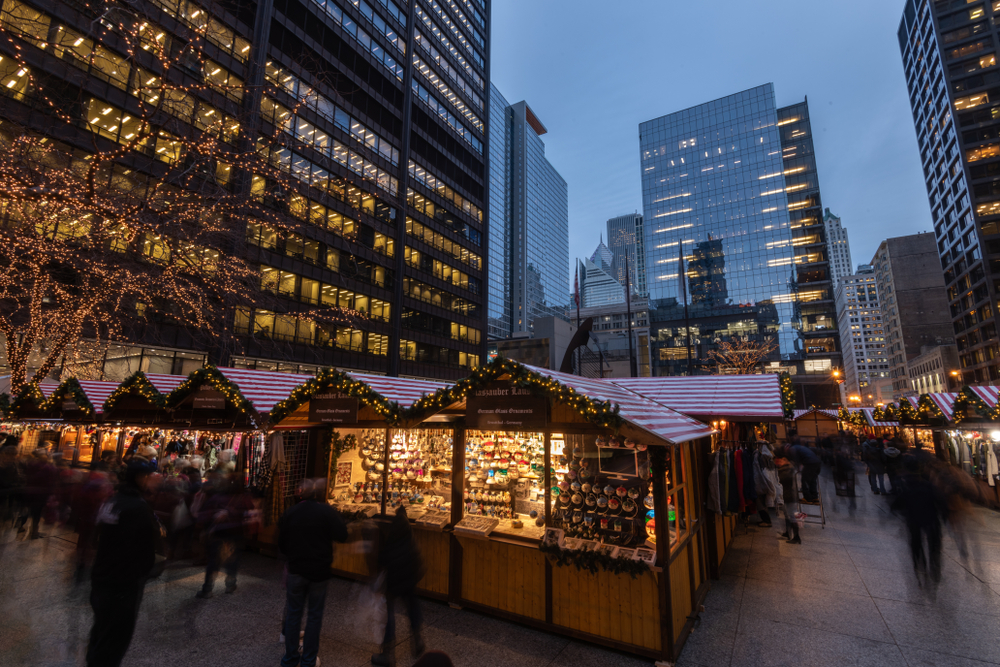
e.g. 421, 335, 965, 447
268, 368, 396, 425
779, 372, 795, 420
41, 378, 95, 417
165, 365, 255, 415
103, 371, 168, 413
8, 382, 49, 418
538, 543, 652, 579
402, 356, 624, 429
838, 407, 868, 428
952, 387, 998, 424
916, 394, 950, 424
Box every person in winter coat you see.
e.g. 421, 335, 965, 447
86, 459, 161, 667
19, 448, 57, 538
774, 456, 801, 544
892, 456, 945, 586
195, 472, 253, 597
372, 506, 426, 666
862, 439, 887, 494
278, 478, 348, 667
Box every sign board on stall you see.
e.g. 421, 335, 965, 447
308, 394, 359, 424
193, 389, 226, 410
62, 401, 78, 411
466, 382, 546, 430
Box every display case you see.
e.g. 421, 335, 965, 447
463, 429, 546, 539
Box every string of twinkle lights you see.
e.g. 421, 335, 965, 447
837, 407, 868, 428
164, 365, 255, 416
916, 394, 949, 423
7, 382, 49, 419
102, 371, 169, 413
952, 387, 1000, 425
779, 373, 794, 420
268, 368, 396, 425
0, 1, 386, 394
401, 356, 624, 429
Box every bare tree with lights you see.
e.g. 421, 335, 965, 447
0, 0, 368, 392
707, 336, 778, 375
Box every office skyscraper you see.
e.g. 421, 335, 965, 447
487, 86, 569, 338
0, 0, 491, 381
579, 240, 625, 308
898, 0, 1000, 384
835, 266, 888, 404
607, 213, 647, 297
639, 84, 840, 400
823, 209, 853, 288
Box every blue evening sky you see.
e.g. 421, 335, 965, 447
490, 0, 931, 294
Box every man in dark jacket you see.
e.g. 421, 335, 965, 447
279, 478, 348, 667
86, 459, 161, 667
863, 439, 888, 494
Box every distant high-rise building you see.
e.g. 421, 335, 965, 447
835, 265, 888, 405
639, 84, 839, 402
898, 0, 1000, 384
579, 239, 625, 308
871, 234, 955, 399
487, 85, 569, 338
606, 214, 647, 297
823, 209, 853, 288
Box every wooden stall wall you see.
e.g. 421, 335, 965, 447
551, 566, 661, 653
413, 530, 450, 597
459, 539, 546, 621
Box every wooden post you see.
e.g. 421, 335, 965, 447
448, 421, 467, 608
543, 429, 553, 624
650, 445, 675, 661
380, 427, 391, 517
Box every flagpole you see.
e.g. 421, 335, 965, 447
574, 263, 581, 375
625, 255, 635, 378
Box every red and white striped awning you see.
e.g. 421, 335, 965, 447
73, 380, 121, 414
967, 386, 1000, 408
611, 375, 784, 419
215, 368, 313, 414
346, 372, 451, 408
793, 408, 838, 420
926, 392, 958, 421
522, 364, 715, 445
855, 407, 898, 428
142, 373, 188, 395
38, 381, 60, 398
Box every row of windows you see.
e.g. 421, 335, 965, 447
402, 308, 481, 344
408, 159, 482, 221
260, 266, 391, 320
85, 98, 209, 164
407, 189, 482, 245
438, 0, 484, 49
353, 0, 407, 27
414, 33, 482, 111
406, 217, 480, 269
147, 0, 252, 62
403, 276, 479, 317
414, 5, 483, 89
413, 56, 482, 134
264, 63, 400, 164
405, 246, 479, 294
235, 308, 389, 355
400, 339, 478, 369
412, 80, 482, 153
306, 0, 403, 79
456, 0, 485, 30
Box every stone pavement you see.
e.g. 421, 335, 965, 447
677, 465, 1000, 667
2, 465, 999, 667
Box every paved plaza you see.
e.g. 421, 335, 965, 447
1, 466, 999, 667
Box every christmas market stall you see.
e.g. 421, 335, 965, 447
3, 379, 62, 453
265, 369, 451, 588
792, 408, 841, 441
944, 387, 1000, 506
397, 358, 716, 662
840, 407, 899, 438
43, 378, 121, 466
609, 373, 790, 579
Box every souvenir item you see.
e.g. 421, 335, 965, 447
581, 482, 592, 494
571, 493, 583, 505
644, 493, 655, 510
624, 438, 636, 449
614, 519, 623, 532
600, 517, 609, 529
628, 487, 640, 499
616, 486, 627, 498
596, 495, 608, 509
604, 485, 615, 497
595, 436, 606, 446
608, 497, 620, 511
572, 510, 583, 524
571, 481, 581, 492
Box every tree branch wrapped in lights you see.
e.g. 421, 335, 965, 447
0, 0, 372, 393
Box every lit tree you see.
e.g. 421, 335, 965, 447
707, 336, 777, 375
0, 0, 365, 392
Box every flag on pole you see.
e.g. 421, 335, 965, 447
573, 265, 580, 307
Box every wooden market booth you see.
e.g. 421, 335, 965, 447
610, 374, 789, 580
791, 408, 841, 442
3, 379, 62, 454
375, 358, 716, 663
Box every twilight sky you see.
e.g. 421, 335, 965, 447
490, 0, 932, 294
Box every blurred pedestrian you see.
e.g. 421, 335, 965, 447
775, 454, 801, 544
783, 442, 821, 504
18, 448, 56, 539
74, 469, 113, 578
372, 506, 426, 666
862, 438, 887, 495
86, 459, 161, 667
892, 456, 945, 587
0, 445, 21, 532
278, 478, 348, 667
195, 471, 253, 597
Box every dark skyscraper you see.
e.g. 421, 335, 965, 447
898, 0, 1000, 385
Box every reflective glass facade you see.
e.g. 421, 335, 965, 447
607, 213, 647, 297
488, 84, 511, 339
640, 84, 839, 377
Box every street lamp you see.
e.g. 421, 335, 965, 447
950, 370, 960, 392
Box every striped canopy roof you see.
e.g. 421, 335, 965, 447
926, 392, 958, 421
345, 372, 451, 408
611, 375, 784, 419
72, 380, 121, 414
521, 364, 715, 445
214, 368, 313, 414
967, 386, 1000, 408
854, 407, 898, 428
142, 373, 189, 395
793, 408, 839, 420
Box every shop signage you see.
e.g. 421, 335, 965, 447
193, 389, 226, 410
309, 394, 359, 424
62, 401, 78, 411
466, 382, 546, 430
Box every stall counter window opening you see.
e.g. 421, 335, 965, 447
399, 357, 716, 662
611, 374, 787, 581
267, 368, 454, 596
3, 379, 65, 455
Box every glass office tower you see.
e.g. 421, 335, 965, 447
898, 0, 1000, 384
639, 84, 839, 388
487, 91, 569, 338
